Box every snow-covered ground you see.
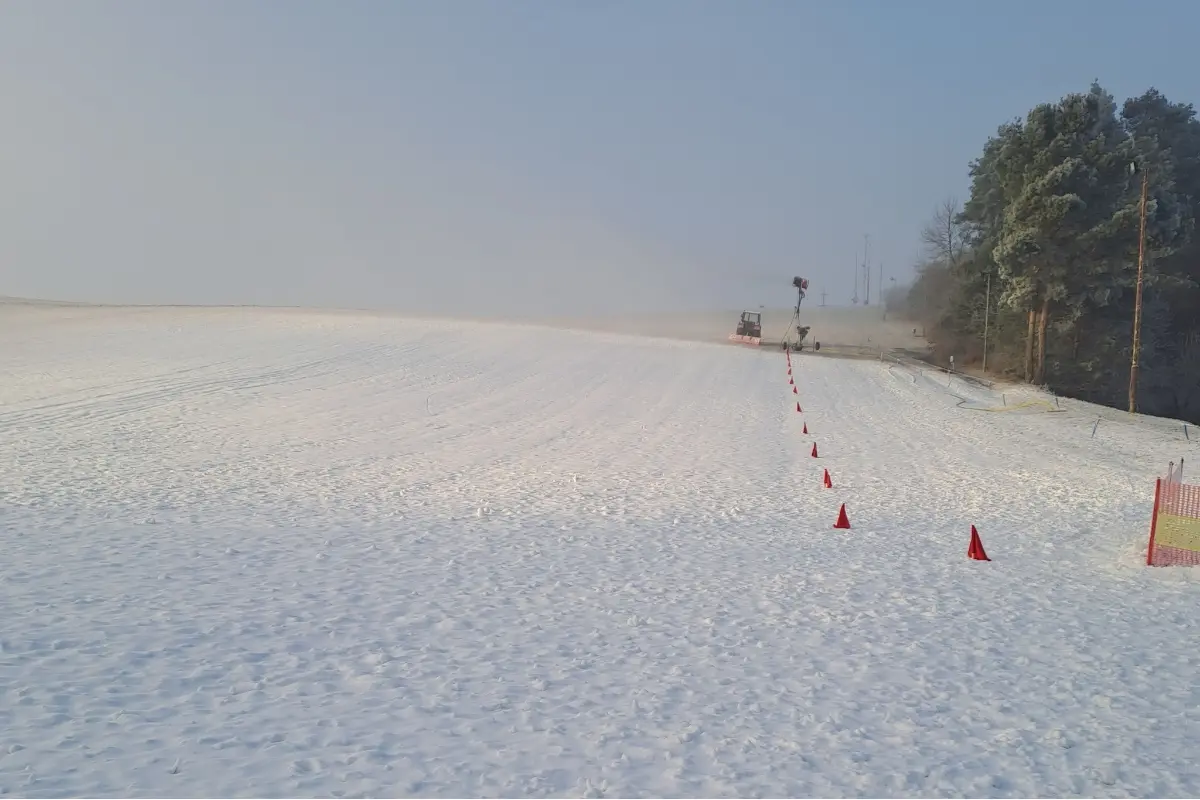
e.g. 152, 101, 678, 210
1, 303, 1197, 798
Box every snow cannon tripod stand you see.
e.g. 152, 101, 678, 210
783, 276, 814, 352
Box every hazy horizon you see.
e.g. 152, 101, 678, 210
4, 1, 1199, 317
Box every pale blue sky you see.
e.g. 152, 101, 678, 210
2, 1, 1198, 316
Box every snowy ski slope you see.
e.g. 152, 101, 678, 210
1, 303, 1198, 797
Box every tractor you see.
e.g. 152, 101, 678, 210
728, 310, 763, 346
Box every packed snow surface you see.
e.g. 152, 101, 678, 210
1, 303, 1198, 798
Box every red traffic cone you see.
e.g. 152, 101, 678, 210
787, 368, 792, 376
968, 525, 991, 561
833, 503, 851, 529
789, 377, 794, 385
822, 468, 832, 488
802, 422, 809, 434
810, 442, 819, 458
796, 402, 802, 412
793, 386, 798, 394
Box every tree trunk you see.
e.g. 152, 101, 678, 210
1024, 299, 1037, 382
1033, 296, 1051, 385
947, 213, 955, 267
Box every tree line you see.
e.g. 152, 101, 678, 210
892, 82, 1200, 423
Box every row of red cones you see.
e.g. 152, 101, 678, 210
786, 351, 990, 561
789, 351, 841, 526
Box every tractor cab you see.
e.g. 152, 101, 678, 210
735, 311, 762, 338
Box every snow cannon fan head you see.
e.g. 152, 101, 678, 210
792, 276, 809, 298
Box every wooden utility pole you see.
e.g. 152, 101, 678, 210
820, 290, 827, 307
1129, 171, 1149, 414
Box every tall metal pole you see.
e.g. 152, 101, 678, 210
863, 234, 871, 306
1129, 172, 1149, 414
982, 272, 991, 372
852, 249, 859, 304
878, 261, 884, 313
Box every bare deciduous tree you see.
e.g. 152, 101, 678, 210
920, 197, 967, 267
